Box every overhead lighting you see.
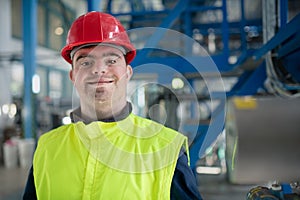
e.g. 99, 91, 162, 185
32, 74, 40, 94
172, 77, 184, 89
196, 166, 221, 175
228, 56, 238, 64
1, 103, 17, 118
54, 27, 64, 36
62, 116, 71, 125
8, 104, 17, 118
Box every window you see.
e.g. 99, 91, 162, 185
11, 0, 75, 51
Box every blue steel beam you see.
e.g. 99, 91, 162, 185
280, 47, 300, 82
279, 0, 288, 28
111, 10, 170, 16
253, 13, 300, 60
23, 0, 37, 138
87, 0, 101, 11
239, 0, 247, 52
227, 61, 267, 96
187, 5, 222, 12
220, 0, 229, 69
277, 33, 300, 58
132, 54, 231, 73
188, 124, 209, 170
132, 0, 188, 65
189, 98, 226, 171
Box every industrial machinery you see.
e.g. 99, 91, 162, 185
247, 182, 300, 200
226, 97, 300, 184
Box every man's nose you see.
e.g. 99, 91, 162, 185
92, 61, 107, 74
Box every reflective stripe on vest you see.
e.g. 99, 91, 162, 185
33, 113, 188, 200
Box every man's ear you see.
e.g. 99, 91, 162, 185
126, 65, 133, 81
69, 70, 74, 83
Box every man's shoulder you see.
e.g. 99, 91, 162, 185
38, 124, 74, 145
130, 113, 184, 137
130, 114, 171, 129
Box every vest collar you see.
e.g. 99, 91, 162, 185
70, 102, 132, 124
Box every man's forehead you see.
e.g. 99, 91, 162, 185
74, 45, 124, 58
71, 43, 126, 59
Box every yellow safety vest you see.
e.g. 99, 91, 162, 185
33, 113, 188, 200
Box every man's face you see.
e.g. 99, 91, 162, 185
69, 45, 132, 110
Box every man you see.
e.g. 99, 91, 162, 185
23, 11, 202, 200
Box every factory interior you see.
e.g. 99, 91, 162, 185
0, 0, 300, 199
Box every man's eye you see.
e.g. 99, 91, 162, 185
107, 59, 117, 65
80, 61, 93, 67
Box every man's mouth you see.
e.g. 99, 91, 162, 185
97, 80, 114, 84
88, 79, 115, 87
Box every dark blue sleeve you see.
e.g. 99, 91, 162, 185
171, 153, 203, 200
23, 166, 37, 200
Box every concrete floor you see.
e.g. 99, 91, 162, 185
198, 174, 255, 200
0, 165, 255, 200
0, 166, 29, 200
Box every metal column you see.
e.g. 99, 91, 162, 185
87, 0, 101, 11
221, 0, 229, 68
23, 0, 37, 138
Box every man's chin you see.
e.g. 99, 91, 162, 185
94, 98, 111, 105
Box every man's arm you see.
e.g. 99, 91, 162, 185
171, 153, 203, 200
23, 166, 37, 200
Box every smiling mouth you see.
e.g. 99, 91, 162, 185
88, 80, 114, 87
98, 80, 114, 84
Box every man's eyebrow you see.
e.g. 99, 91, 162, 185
75, 54, 94, 62
102, 52, 122, 58
75, 51, 122, 62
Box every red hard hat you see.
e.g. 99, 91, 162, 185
61, 11, 136, 64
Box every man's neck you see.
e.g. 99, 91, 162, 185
96, 101, 127, 120
71, 102, 132, 124
84, 100, 125, 118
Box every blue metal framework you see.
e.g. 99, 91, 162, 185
23, 0, 37, 139
253, 12, 300, 88
87, 0, 101, 11
104, 0, 263, 74
227, 62, 267, 96
253, 13, 300, 61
